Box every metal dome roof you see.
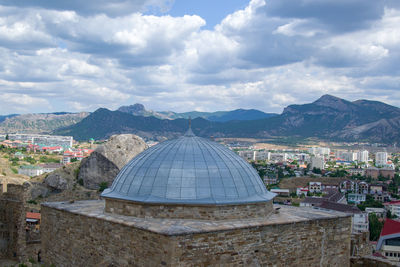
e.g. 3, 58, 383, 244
101, 129, 275, 205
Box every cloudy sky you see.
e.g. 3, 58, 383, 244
0, 0, 399, 114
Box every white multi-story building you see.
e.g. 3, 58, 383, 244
384, 201, 400, 218
238, 150, 254, 161
308, 147, 330, 156
376, 152, 388, 166
8, 134, 73, 148
310, 156, 325, 170
270, 153, 288, 163
335, 151, 357, 162
353, 213, 369, 233
357, 150, 369, 163
253, 150, 270, 161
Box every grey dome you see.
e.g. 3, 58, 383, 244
101, 130, 275, 205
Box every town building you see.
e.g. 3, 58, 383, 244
300, 189, 346, 207
18, 165, 44, 177
296, 187, 309, 196
347, 193, 366, 204
376, 152, 388, 166
308, 147, 330, 156
377, 219, 400, 262
347, 168, 365, 176
40, 129, 352, 266
366, 167, 395, 179
357, 150, 369, 163
365, 207, 385, 218
384, 200, 400, 218
315, 201, 369, 233
13, 152, 25, 159
340, 180, 369, 194
254, 150, 270, 161
336, 151, 357, 162
310, 156, 325, 170
238, 150, 253, 161
39, 163, 63, 173
270, 188, 290, 197
309, 182, 322, 193
7, 134, 73, 148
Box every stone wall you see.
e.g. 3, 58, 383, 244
351, 231, 372, 257
170, 217, 351, 266
42, 203, 351, 266
105, 197, 274, 220
41, 205, 173, 266
0, 183, 27, 261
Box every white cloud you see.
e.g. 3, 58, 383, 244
0, 0, 399, 115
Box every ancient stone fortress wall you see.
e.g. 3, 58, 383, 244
41, 200, 352, 266
104, 197, 274, 220
0, 183, 27, 261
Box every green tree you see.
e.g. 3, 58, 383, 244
98, 182, 108, 192
277, 168, 284, 179
24, 156, 36, 165
369, 213, 384, 241
5, 134, 9, 140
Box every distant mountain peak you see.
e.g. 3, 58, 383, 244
118, 103, 145, 114
314, 94, 343, 104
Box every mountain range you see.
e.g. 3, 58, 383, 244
0, 105, 275, 134
53, 95, 400, 144
1, 95, 399, 143
117, 103, 276, 122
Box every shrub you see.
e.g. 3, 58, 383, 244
98, 182, 108, 192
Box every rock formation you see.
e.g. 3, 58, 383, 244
78, 152, 120, 190
78, 134, 147, 190
96, 134, 148, 169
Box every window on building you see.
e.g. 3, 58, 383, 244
390, 253, 393, 257
386, 237, 400, 246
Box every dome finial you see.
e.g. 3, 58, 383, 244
184, 117, 195, 137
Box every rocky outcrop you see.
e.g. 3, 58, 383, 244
44, 173, 70, 191
96, 134, 148, 169
42, 162, 80, 191
78, 134, 147, 190
30, 183, 49, 199
78, 152, 120, 190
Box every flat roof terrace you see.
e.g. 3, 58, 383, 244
42, 200, 350, 236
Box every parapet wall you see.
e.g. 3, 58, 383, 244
104, 197, 274, 220
41, 201, 352, 266
0, 183, 27, 261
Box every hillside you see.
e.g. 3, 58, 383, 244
0, 112, 89, 134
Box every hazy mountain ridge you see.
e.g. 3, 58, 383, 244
0, 112, 90, 134
118, 103, 277, 122
54, 95, 400, 143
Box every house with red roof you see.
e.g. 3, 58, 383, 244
26, 212, 41, 230
377, 219, 400, 262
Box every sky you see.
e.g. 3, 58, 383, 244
0, 0, 400, 114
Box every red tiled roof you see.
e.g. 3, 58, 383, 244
380, 219, 400, 236
384, 200, 400, 205
26, 212, 41, 220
